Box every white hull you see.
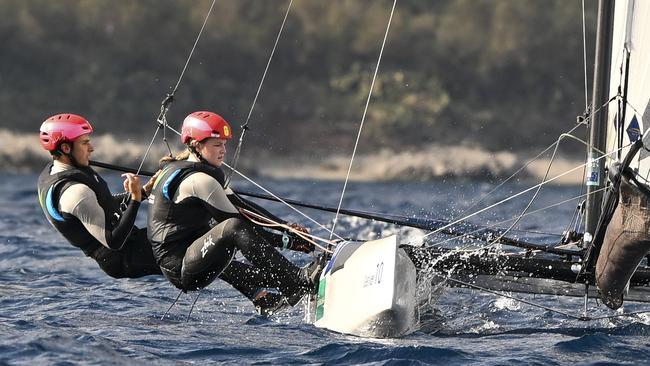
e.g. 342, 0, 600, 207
312, 235, 419, 338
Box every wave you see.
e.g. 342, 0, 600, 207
1, 129, 584, 183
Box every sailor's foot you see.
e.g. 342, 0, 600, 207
252, 289, 289, 317
303, 259, 324, 295
285, 260, 325, 306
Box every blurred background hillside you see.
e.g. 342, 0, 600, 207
0, 0, 597, 178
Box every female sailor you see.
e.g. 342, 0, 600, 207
147, 111, 320, 311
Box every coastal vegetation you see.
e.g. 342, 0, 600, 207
2, 0, 595, 167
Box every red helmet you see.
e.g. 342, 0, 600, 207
39, 114, 94, 151
181, 111, 232, 144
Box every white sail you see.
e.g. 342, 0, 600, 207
606, 0, 650, 172
593, 0, 650, 309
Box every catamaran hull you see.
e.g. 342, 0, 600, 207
313, 235, 419, 338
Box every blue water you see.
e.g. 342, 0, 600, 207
2, 173, 650, 365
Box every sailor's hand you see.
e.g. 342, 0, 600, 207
143, 169, 162, 196
289, 223, 310, 235
122, 173, 143, 202
287, 223, 314, 253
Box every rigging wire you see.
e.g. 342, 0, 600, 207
170, 1, 217, 96
236, 188, 564, 237
484, 134, 565, 247
581, 0, 590, 112
136, 127, 163, 175
574, 0, 591, 237
416, 142, 632, 244
133, 1, 338, 250
225, 0, 294, 187
459, 93, 617, 217
161, 290, 184, 321
485, 129, 614, 247
425, 130, 624, 249
186, 290, 201, 322
135, 0, 217, 176
330, 0, 397, 239
460, 123, 581, 216
426, 186, 608, 249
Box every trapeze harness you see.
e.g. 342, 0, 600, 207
147, 159, 311, 302
37, 161, 161, 278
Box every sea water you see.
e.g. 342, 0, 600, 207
2, 173, 650, 365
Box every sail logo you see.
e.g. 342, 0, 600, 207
627, 116, 641, 142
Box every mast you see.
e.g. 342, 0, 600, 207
585, 0, 615, 238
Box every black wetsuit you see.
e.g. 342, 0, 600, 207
147, 159, 310, 303
37, 162, 161, 278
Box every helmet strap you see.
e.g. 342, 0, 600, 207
57, 143, 82, 168
188, 142, 211, 166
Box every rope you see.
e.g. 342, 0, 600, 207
330, 0, 397, 239
225, 0, 294, 187
239, 207, 335, 253
485, 145, 561, 246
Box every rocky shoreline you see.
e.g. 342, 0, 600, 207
2, 129, 584, 184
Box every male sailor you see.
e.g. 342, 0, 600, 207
147, 111, 322, 312
37, 113, 162, 278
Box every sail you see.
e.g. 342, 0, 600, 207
596, 0, 650, 309
606, 0, 650, 166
